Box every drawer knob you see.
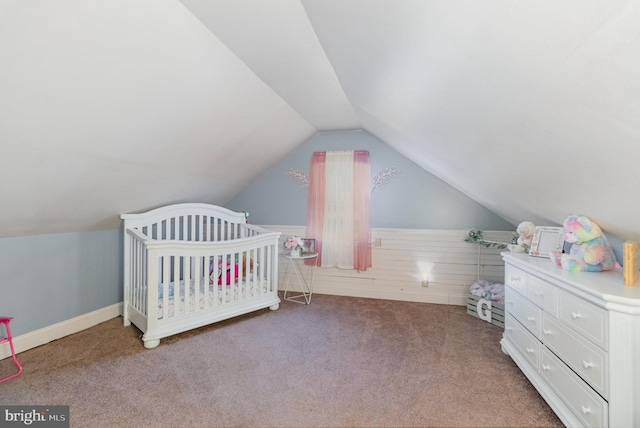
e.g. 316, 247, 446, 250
510, 276, 521, 282
543, 329, 552, 336
581, 405, 592, 415
527, 316, 535, 322
582, 360, 594, 369
542, 364, 551, 371
526, 347, 535, 354
571, 312, 582, 319
506, 326, 513, 331
534, 291, 544, 297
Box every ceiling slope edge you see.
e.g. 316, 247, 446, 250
180, 0, 360, 131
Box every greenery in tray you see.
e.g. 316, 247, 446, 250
464, 228, 511, 250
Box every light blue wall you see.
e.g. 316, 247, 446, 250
0, 229, 122, 337
226, 130, 515, 230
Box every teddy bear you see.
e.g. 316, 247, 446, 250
508, 221, 536, 253
549, 215, 619, 272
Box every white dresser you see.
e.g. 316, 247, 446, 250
501, 252, 640, 428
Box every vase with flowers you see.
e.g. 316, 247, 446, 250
284, 236, 304, 257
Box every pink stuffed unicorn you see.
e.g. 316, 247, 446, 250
550, 215, 619, 272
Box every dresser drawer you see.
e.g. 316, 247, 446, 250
559, 290, 608, 351
504, 313, 540, 371
526, 274, 558, 315
505, 286, 542, 339
542, 313, 608, 399
505, 264, 527, 294
541, 347, 608, 428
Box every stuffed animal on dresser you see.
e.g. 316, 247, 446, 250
550, 215, 619, 272
508, 221, 536, 253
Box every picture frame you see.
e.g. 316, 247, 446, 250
529, 226, 564, 258
301, 238, 316, 255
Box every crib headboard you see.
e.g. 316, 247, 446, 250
121, 203, 247, 242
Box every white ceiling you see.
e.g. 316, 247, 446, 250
1, 0, 639, 241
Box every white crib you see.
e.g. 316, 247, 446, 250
121, 203, 281, 349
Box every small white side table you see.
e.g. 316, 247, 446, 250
283, 252, 318, 304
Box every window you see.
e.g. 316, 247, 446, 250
306, 150, 371, 270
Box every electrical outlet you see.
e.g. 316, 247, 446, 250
422, 279, 429, 287
375, 238, 382, 247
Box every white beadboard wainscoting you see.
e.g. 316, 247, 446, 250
263, 226, 515, 306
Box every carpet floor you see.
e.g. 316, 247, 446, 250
0, 293, 563, 427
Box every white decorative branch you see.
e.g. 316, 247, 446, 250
371, 167, 400, 191
286, 169, 309, 188
286, 165, 400, 191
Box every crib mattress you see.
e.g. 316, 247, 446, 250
156, 279, 268, 319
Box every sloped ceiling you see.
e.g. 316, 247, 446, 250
1, 0, 639, 242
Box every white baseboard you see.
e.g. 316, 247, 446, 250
306, 284, 467, 306
0, 303, 123, 359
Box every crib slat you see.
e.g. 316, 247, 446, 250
253, 246, 260, 295
212, 255, 218, 306
238, 252, 244, 300
230, 251, 236, 301
174, 255, 181, 315
184, 256, 191, 312
233, 251, 238, 301
249, 248, 255, 295
256, 246, 263, 295
227, 252, 233, 302
162, 255, 170, 319
186, 256, 192, 312
264, 245, 269, 293
189, 257, 196, 313
236, 251, 242, 301
200, 255, 208, 309
220, 253, 228, 302
229, 253, 234, 302
265, 244, 272, 293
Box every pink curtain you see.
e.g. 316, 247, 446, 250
306, 150, 371, 271
353, 150, 372, 271
306, 152, 326, 266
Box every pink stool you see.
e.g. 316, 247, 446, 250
0, 317, 23, 383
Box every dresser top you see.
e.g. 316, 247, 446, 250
502, 252, 640, 307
